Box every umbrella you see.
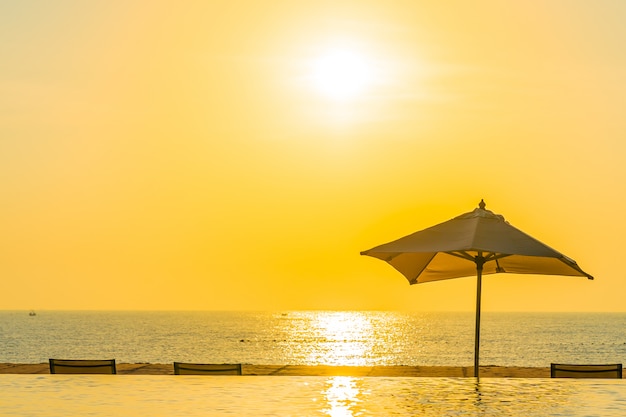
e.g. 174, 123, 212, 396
360, 200, 593, 377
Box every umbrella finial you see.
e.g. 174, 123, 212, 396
478, 199, 486, 210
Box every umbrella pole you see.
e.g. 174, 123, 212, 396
474, 256, 485, 378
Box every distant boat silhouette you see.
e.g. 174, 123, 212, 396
29, 310, 36, 316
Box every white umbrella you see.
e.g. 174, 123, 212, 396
360, 200, 593, 377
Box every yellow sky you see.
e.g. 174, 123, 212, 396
1, 1, 625, 311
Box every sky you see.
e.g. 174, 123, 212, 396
1, 1, 625, 312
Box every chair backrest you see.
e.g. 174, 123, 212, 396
173, 362, 243, 375
49, 359, 117, 374
551, 363, 622, 379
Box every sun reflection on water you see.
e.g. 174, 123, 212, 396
301, 311, 375, 366
322, 377, 366, 417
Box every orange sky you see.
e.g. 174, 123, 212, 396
1, 1, 625, 311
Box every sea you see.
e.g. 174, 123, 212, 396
1, 310, 625, 367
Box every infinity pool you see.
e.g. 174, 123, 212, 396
1, 375, 625, 416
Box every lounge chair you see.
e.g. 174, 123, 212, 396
49, 359, 117, 374
550, 363, 622, 379
173, 362, 242, 375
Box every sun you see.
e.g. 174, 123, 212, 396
311, 48, 375, 101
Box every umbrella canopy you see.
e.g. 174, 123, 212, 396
361, 200, 593, 377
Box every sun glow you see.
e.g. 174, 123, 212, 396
311, 48, 376, 101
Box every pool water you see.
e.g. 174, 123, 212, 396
1, 375, 625, 416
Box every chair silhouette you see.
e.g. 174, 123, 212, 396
49, 359, 117, 374
173, 362, 243, 375
550, 363, 622, 379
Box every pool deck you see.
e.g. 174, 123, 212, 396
0, 363, 552, 377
